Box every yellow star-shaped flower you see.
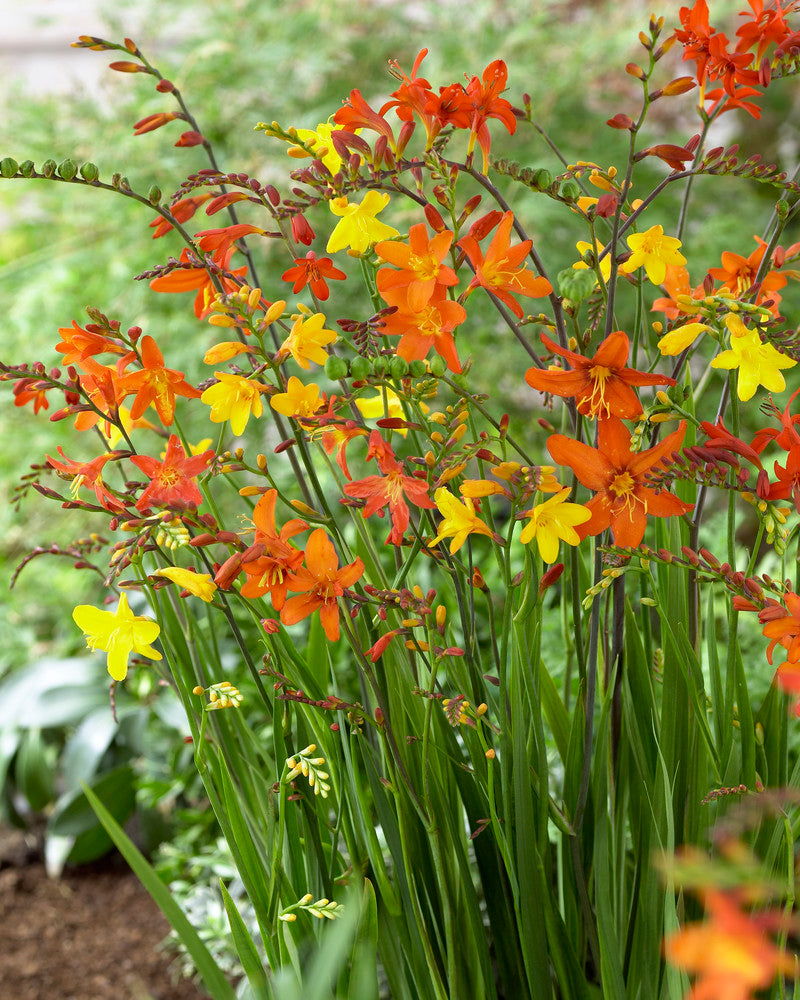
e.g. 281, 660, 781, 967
73, 593, 161, 681
711, 313, 796, 401
326, 192, 399, 255
622, 224, 686, 285
201, 372, 267, 436
518, 488, 591, 562
429, 488, 493, 554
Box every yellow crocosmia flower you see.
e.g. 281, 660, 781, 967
711, 314, 797, 401
289, 120, 351, 175
573, 196, 598, 217
518, 488, 592, 563
277, 313, 337, 369
429, 488, 493, 554
460, 479, 506, 498
622, 225, 687, 286
72, 592, 161, 681
153, 567, 218, 603
326, 192, 400, 255
203, 342, 253, 365
201, 372, 266, 436
574, 239, 612, 284
270, 375, 323, 419
657, 322, 710, 356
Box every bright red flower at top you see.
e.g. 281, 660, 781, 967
458, 211, 552, 319
736, 0, 796, 62
464, 59, 517, 170
114, 335, 201, 426
547, 417, 693, 548
675, 0, 718, 82
382, 49, 441, 146
524, 330, 675, 420
280, 528, 365, 641
281, 251, 346, 301
130, 434, 215, 512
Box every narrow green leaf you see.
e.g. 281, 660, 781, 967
82, 783, 237, 1000
219, 879, 272, 1000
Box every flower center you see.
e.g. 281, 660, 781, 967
409, 252, 440, 281
609, 471, 634, 499
586, 364, 613, 417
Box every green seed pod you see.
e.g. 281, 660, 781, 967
429, 356, 447, 378
148, 184, 162, 205
530, 167, 553, 190
41, 159, 57, 178
18, 160, 34, 177
408, 360, 428, 377
389, 356, 409, 379
558, 178, 581, 201
79, 161, 99, 182
57, 158, 78, 181
371, 357, 389, 377
325, 356, 348, 380
349, 356, 370, 380
0, 157, 19, 178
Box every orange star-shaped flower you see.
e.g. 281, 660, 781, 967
115, 335, 201, 425
375, 223, 458, 311
524, 330, 675, 420
240, 489, 308, 609
458, 211, 551, 319
280, 528, 364, 641
547, 417, 693, 547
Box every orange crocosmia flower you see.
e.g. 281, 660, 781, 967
547, 417, 693, 548
333, 89, 396, 146
379, 284, 466, 373
130, 434, 215, 512
55, 320, 126, 365
524, 330, 675, 420
760, 589, 800, 674
47, 449, 126, 513
375, 223, 458, 311
149, 193, 213, 239
651, 263, 704, 319
12, 379, 49, 414
149, 225, 261, 319
114, 335, 201, 425
343, 431, 436, 545
280, 251, 346, 301
708, 238, 786, 310
664, 888, 794, 1000
72, 358, 128, 433
240, 489, 308, 609
458, 211, 552, 319
280, 528, 364, 641
318, 422, 367, 480
381, 49, 442, 147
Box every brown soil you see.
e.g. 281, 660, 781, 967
0, 842, 209, 1000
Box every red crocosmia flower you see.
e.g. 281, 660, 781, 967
114, 335, 201, 425
281, 251, 346, 301
280, 528, 365, 641
458, 211, 552, 319
736, 0, 795, 62
333, 89, 396, 147
290, 213, 315, 246
13, 379, 49, 413
343, 431, 436, 545
382, 49, 440, 145
675, 0, 718, 82
55, 320, 126, 365
379, 284, 466, 373
464, 59, 517, 170
318, 422, 367, 481
425, 83, 474, 132
130, 434, 214, 512
525, 330, 674, 420
149, 193, 213, 239
240, 489, 308, 609
547, 417, 693, 547
47, 449, 126, 512
708, 238, 787, 309
752, 388, 800, 454
375, 223, 458, 311
706, 32, 760, 96
700, 418, 764, 469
